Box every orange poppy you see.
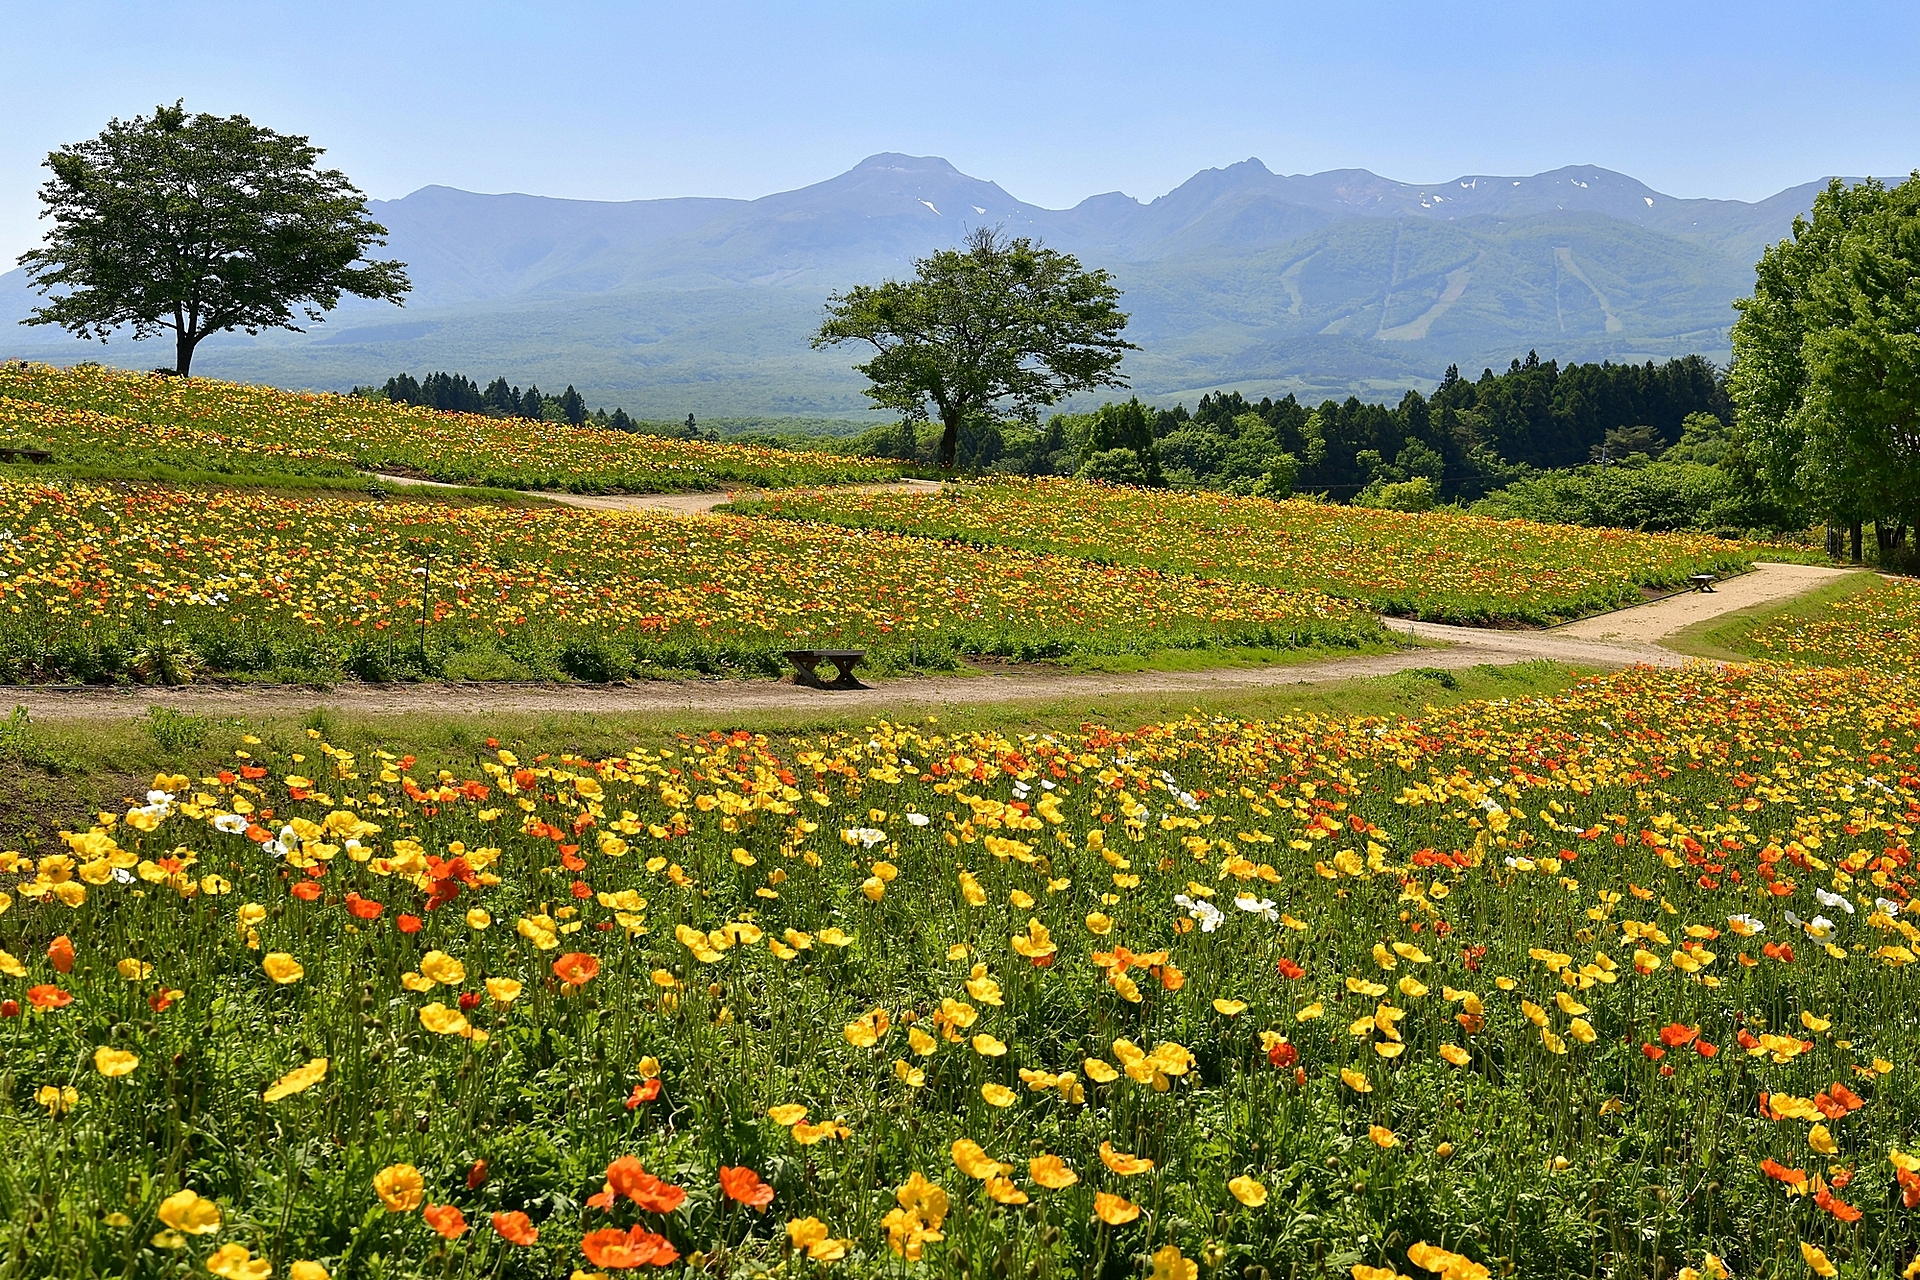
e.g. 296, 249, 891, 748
422, 1203, 467, 1240
580, 1225, 679, 1268
718, 1165, 774, 1211
553, 952, 600, 987
626, 1079, 662, 1110
490, 1210, 538, 1245
1658, 1023, 1698, 1048
605, 1156, 686, 1213
1759, 1158, 1807, 1186
1814, 1186, 1863, 1223
26, 985, 72, 1010
47, 936, 75, 974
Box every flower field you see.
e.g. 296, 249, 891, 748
0, 363, 898, 493
1744, 578, 1920, 676
4, 661, 1920, 1278
730, 478, 1757, 625
0, 478, 1376, 683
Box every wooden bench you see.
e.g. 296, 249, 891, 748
0, 447, 51, 464
783, 648, 867, 689
1688, 573, 1716, 592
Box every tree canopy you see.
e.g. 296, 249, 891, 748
1731, 174, 1920, 557
16, 102, 408, 376
814, 227, 1133, 469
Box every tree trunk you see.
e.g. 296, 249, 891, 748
175, 329, 196, 377
1850, 520, 1864, 564
937, 408, 963, 470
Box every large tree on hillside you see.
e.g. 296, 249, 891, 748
16, 102, 409, 377
814, 227, 1134, 469
1730, 175, 1920, 557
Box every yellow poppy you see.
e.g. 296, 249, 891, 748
1029, 1154, 1078, 1189
93, 1047, 139, 1078
264, 1057, 329, 1102
1099, 1141, 1154, 1175
156, 1189, 221, 1235
262, 953, 304, 984
1093, 1191, 1140, 1225
1228, 1174, 1268, 1207
374, 1163, 425, 1213
951, 1139, 1009, 1180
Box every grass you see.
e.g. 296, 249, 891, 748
0, 662, 1583, 855
1662, 570, 1878, 663
1029, 636, 1421, 674
3, 660, 1916, 1277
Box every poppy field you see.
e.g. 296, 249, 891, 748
0, 363, 898, 494
4, 660, 1920, 1278
1743, 578, 1920, 676
0, 478, 1378, 683
728, 478, 1756, 625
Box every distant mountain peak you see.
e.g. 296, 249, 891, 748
851, 153, 966, 175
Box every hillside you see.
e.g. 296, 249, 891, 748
0, 155, 1851, 416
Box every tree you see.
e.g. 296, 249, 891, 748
558, 385, 588, 425
483, 377, 517, 415
814, 227, 1134, 469
1729, 177, 1901, 557
1078, 398, 1164, 486
16, 103, 408, 377
1798, 175, 1920, 556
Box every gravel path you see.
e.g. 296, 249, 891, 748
372, 474, 942, 515
11, 562, 1855, 724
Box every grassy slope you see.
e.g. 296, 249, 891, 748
0, 660, 1582, 854
1662, 569, 1878, 663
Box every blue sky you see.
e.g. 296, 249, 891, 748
3, 0, 1917, 263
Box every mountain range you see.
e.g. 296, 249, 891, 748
0, 155, 1848, 419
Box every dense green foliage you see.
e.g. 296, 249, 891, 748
362, 373, 632, 430
1731, 174, 1920, 563
16, 103, 409, 377
840, 353, 1734, 507
1472, 459, 1797, 536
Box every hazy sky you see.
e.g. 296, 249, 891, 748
3, 0, 1917, 264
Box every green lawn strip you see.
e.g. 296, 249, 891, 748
1036, 635, 1427, 674
0, 660, 1584, 853
1662, 569, 1879, 663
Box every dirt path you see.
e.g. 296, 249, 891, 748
373, 474, 942, 515
12, 562, 1855, 724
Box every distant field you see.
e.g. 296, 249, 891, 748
730, 477, 1755, 625
0, 363, 898, 494
0, 478, 1380, 684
